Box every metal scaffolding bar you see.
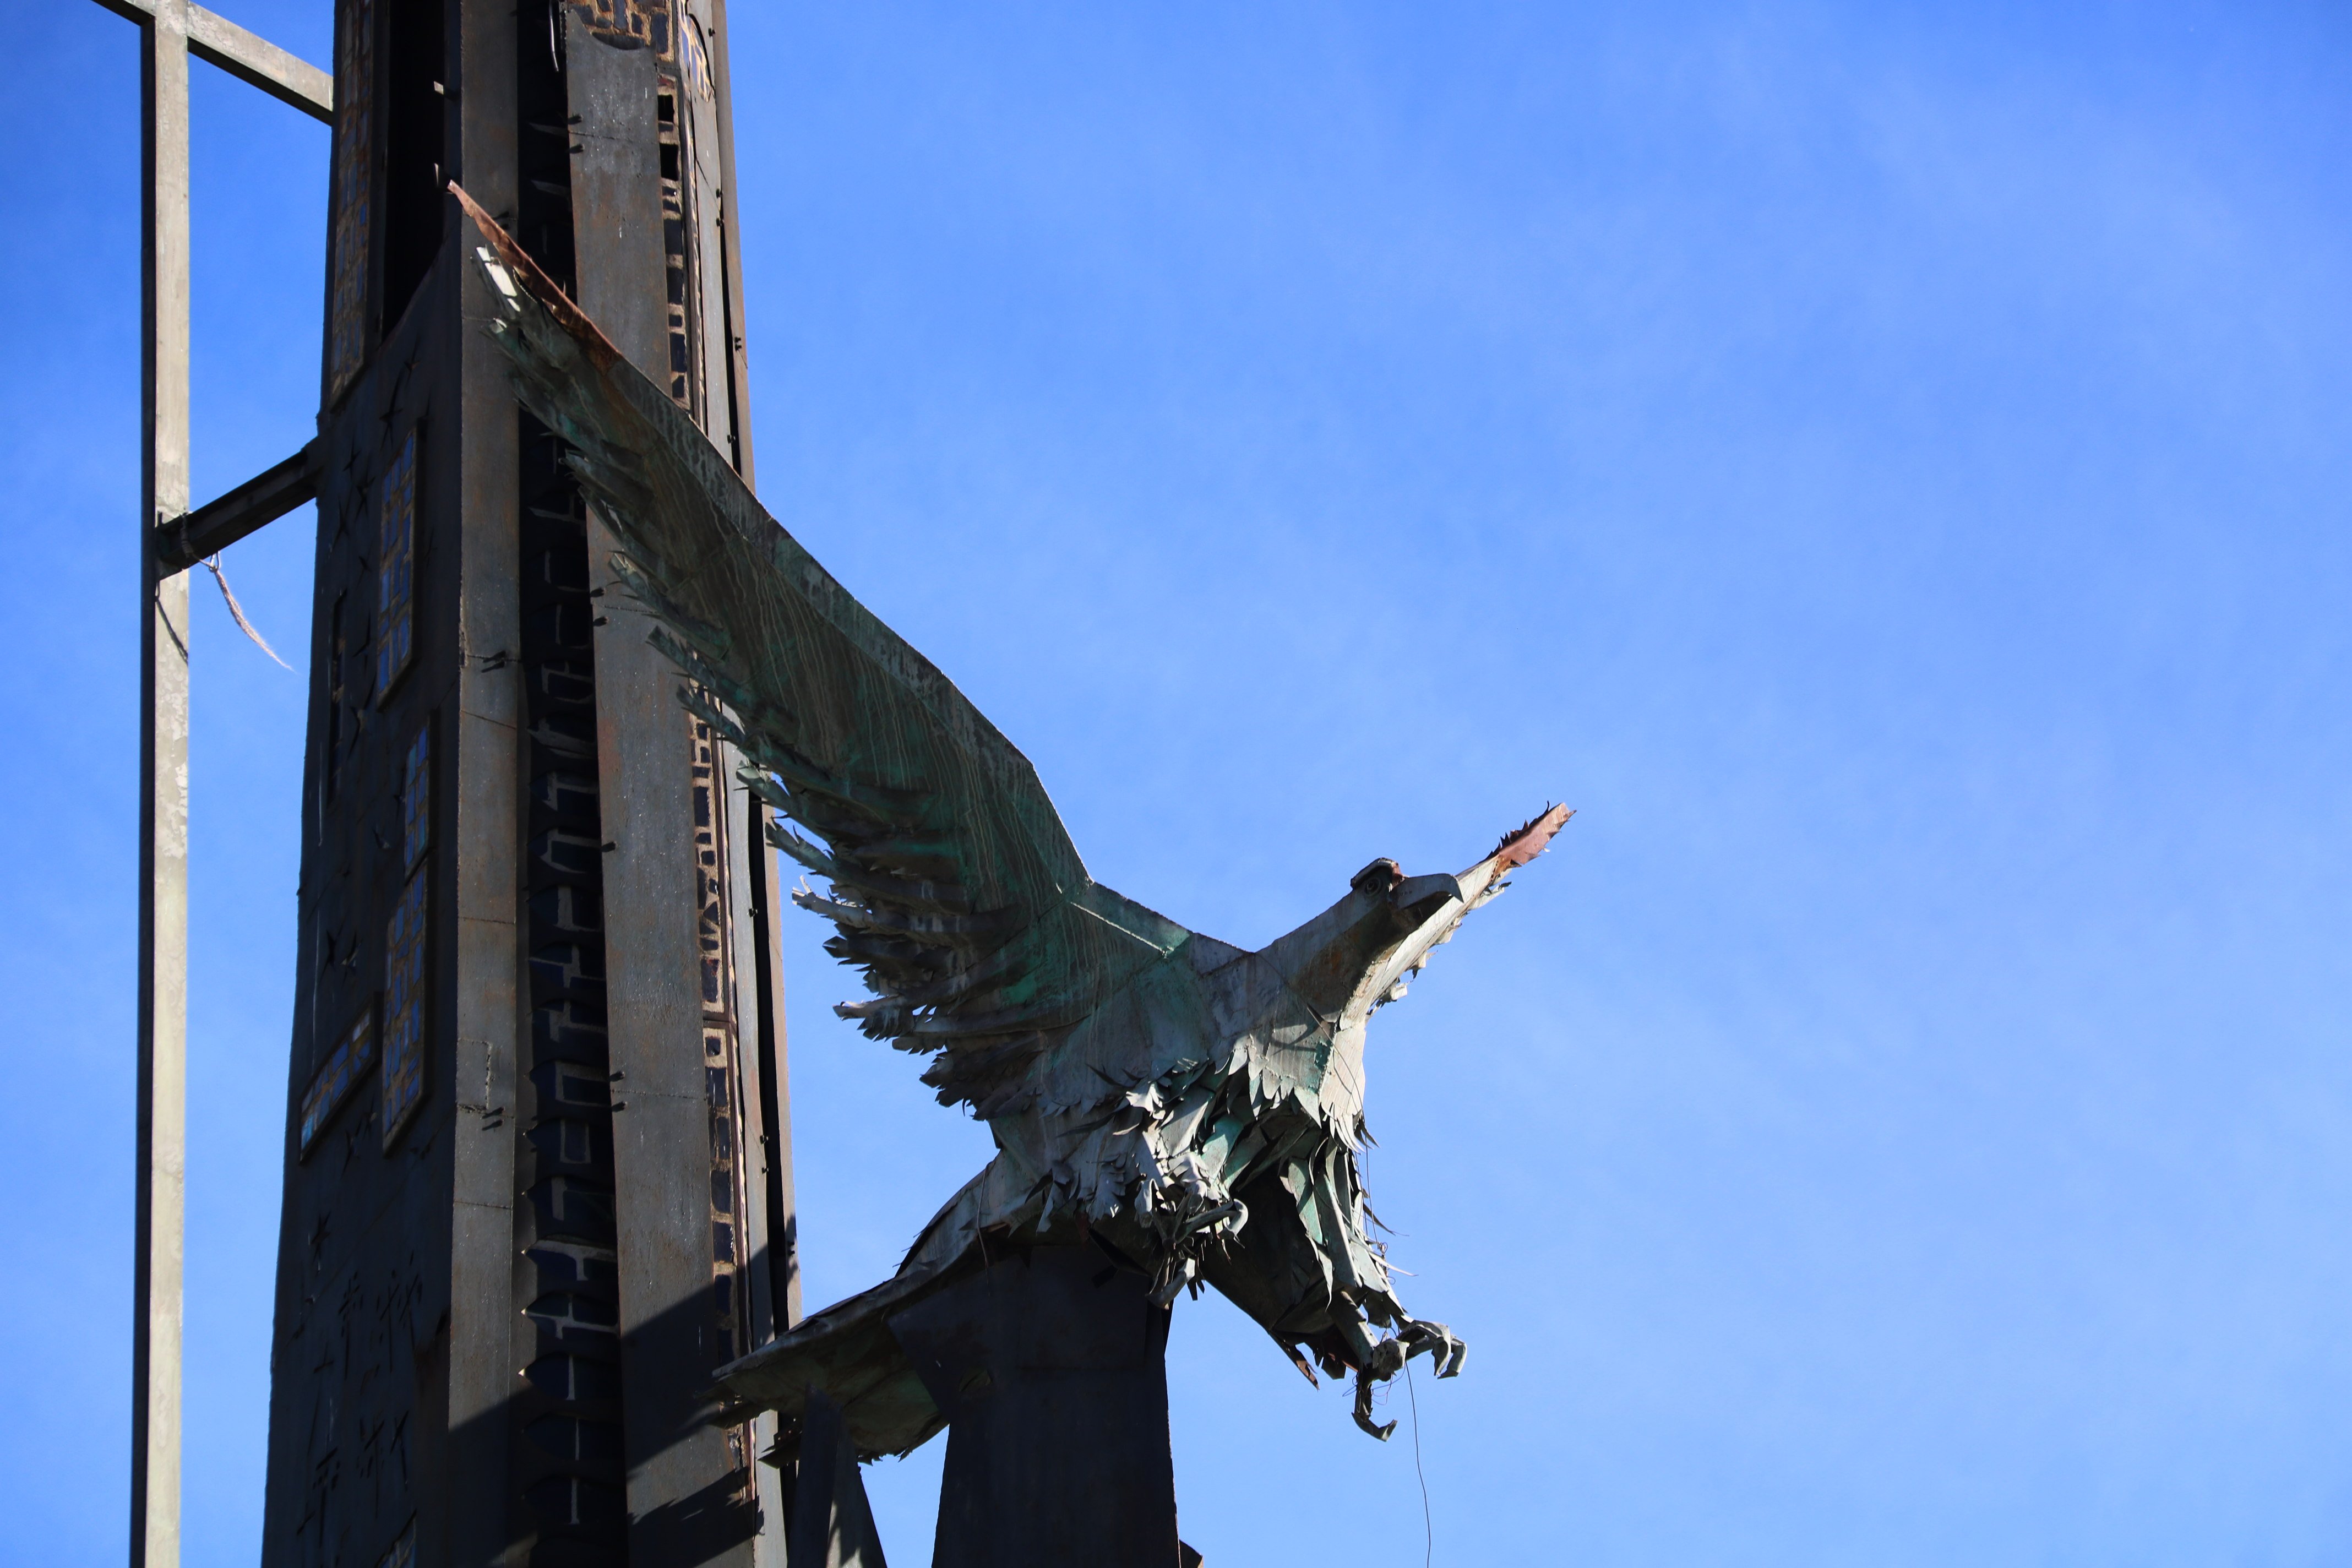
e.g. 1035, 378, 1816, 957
132, 6, 190, 1565
93, 0, 333, 122
86, 3, 331, 1565
154, 439, 322, 575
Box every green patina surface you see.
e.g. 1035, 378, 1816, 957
461, 199, 1570, 1458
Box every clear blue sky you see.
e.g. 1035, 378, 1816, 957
5, 2, 2350, 1562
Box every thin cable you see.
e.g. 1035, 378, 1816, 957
1406, 1358, 1431, 1567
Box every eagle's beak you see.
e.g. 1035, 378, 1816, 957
1451, 801, 1574, 906
1349, 803, 1575, 1019
1387, 872, 1463, 919
1265, 804, 1573, 1025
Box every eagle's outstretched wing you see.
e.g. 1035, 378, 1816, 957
457, 188, 1179, 1114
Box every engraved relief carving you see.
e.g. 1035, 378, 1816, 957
513, 400, 630, 1562
690, 716, 752, 1368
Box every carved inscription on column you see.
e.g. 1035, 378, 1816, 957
512, 413, 633, 1562
655, 81, 698, 417
505, 23, 633, 1553
690, 716, 751, 1369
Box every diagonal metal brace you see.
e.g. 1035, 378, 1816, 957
89, 0, 333, 123
153, 438, 322, 576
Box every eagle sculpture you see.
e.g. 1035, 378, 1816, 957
458, 188, 1570, 1460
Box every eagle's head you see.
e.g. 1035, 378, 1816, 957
1249, 801, 1574, 1126
1175, 803, 1572, 1435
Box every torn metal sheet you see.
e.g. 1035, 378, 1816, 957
454, 181, 1573, 1457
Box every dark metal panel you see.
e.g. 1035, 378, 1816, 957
684, 16, 794, 1546
720, 766, 770, 1346
682, 0, 795, 1344
507, 407, 630, 1568
742, 780, 797, 1332
698, 0, 754, 486
566, 17, 666, 380
322, 0, 376, 404
886, 1248, 1180, 1568
783, 1392, 886, 1568
499, 17, 635, 1564
401, 255, 478, 1568
444, 0, 529, 1556
671, 26, 723, 445
246, 4, 782, 1565
568, 13, 766, 1564
262, 270, 466, 1568
723, 763, 793, 1565
258, 350, 369, 1568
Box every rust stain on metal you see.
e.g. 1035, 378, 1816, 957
447, 180, 622, 375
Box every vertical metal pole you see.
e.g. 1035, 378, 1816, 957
132, 4, 190, 1567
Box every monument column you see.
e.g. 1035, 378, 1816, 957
259, 5, 792, 1565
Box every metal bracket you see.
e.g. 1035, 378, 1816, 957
153, 438, 323, 577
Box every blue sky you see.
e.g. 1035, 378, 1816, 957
6, 1, 2351, 1562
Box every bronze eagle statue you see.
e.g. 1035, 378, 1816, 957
458, 187, 1570, 1460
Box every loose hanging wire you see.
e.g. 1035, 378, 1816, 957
202, 552, 291, 668
1407, 1358, 1432, 1567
